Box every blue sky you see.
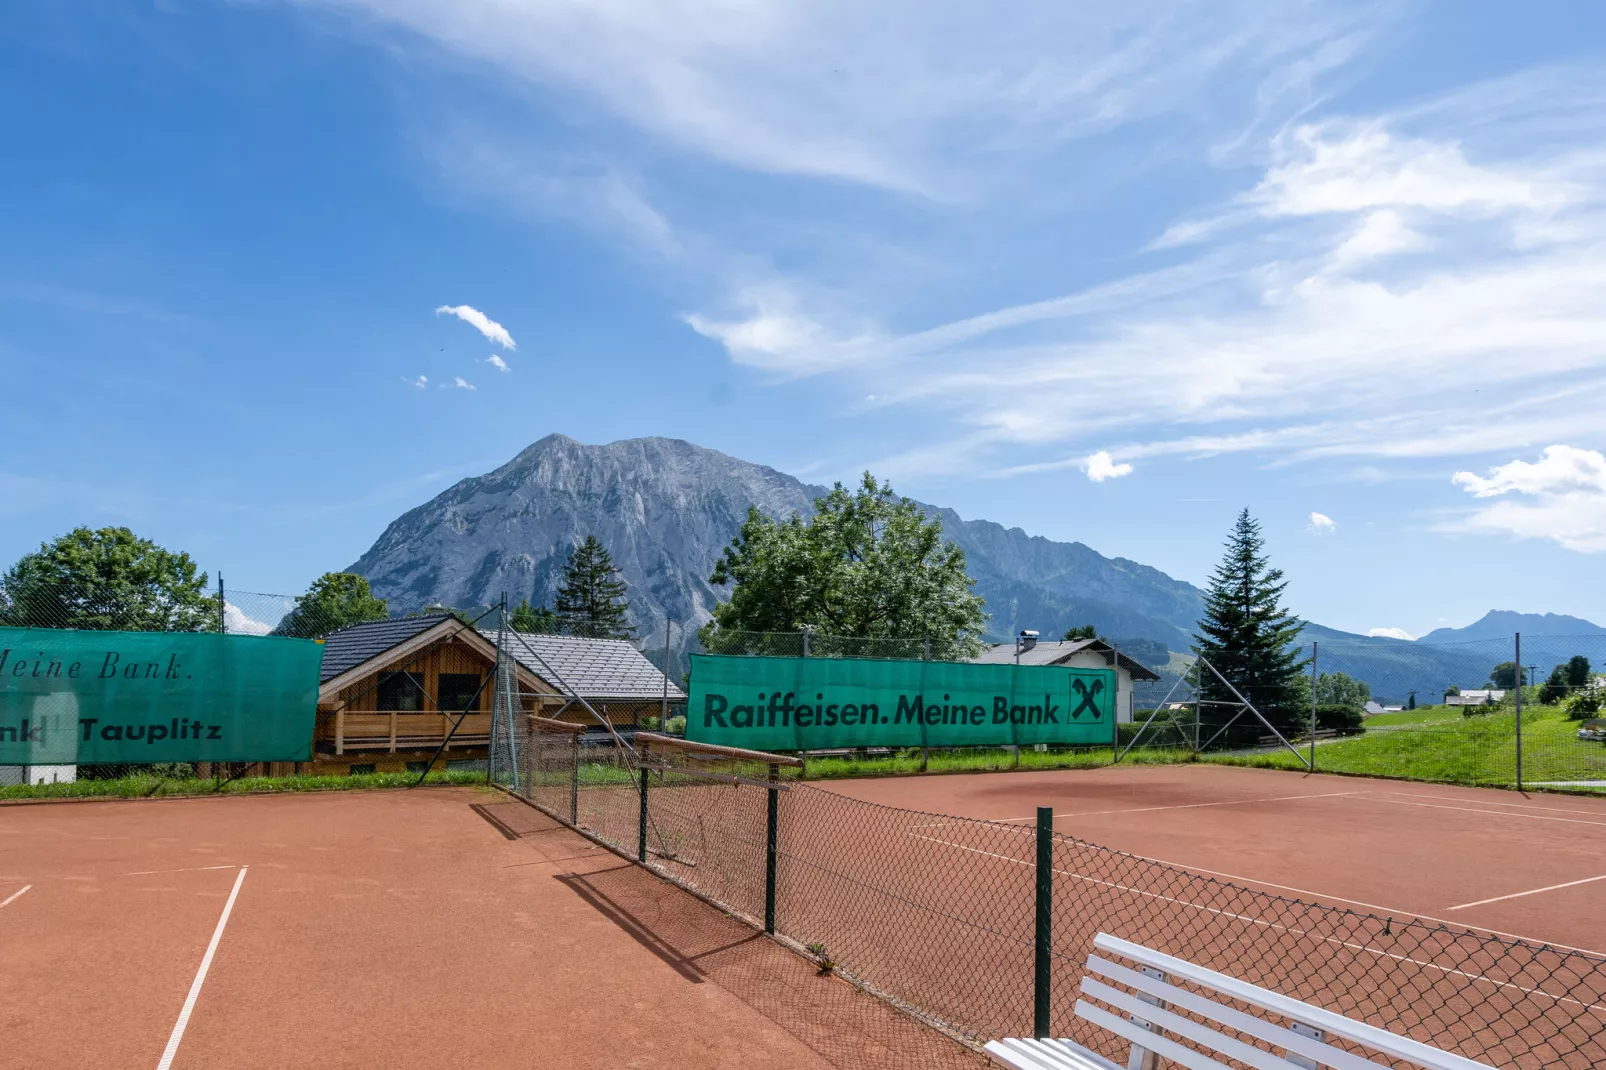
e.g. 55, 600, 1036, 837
5, 1, 1606, 639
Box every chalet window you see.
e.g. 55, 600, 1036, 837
377, 671, 424, 711
438, 673, 485, 712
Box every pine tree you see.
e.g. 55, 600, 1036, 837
1193, 509, 1307, 744
555, 535, 634, 639
509, 598, 558, 634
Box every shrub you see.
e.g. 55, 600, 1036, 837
1565, 692, 1602, 721
1314, 703, 1364, 735
665, 715, 686, 735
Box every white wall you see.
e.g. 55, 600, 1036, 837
1060, 651, 1135, 724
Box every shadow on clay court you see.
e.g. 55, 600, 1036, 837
552, 844, 989, 1070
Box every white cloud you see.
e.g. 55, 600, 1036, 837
1329, 209, 1422, 269
1366, 626, 1414, 640
1084, 451, 1133, 482
403, 375, 428, 388
223, 602, 274, 636
1250, 121, 1564, 217
297, 0, 1373, 195
443, 376, 477, 391
1447, 445, 1606, 552
484, 354, 510, 372
1308, 511, 1336, 533
435, 304, 516, 349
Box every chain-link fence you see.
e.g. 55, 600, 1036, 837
1220, 632, 1606, 792
499, 717, 1606, 1068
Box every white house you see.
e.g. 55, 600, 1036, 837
1445, 689, 1505, 707
969, 635, 1162, 724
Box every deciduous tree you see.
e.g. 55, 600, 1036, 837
1, 526, 219, 632
704, 473, 987, 660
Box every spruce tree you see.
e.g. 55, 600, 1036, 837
1193, 509, 1307, 744
555, 535, 634, 639
509, 598, 558, 634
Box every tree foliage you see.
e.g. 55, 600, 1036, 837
1, 526, 219, 632
1062, 624, 1098, 641
1565, 654, 1592, 688
1193, 509, 1306, 742
704, 473, 987, 660
556, 535, 634, 639
1292, 671, 1371, 710
275, 572, 388, 638
510, 598, 559, 633
1488, 662, 1528, 690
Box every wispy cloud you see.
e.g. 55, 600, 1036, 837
403, 374, 428, 389
298, 0, 1376, 196
435, 304, 516, 349
1308, 511, 1336, 533
484, 354, 510, 372
1446, 445, 1606, 552
1367, 626, 1413, 640
443, 375, 476, 391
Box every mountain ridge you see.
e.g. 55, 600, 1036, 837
349, 433, 1203, 648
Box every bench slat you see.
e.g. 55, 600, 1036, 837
1074, 1000, 1235, 1070
1085, 955, 1390, 1070
983, 1037, 1120, 1070
1081, 977, 1317, 1070
1093, 935, 1496, 1070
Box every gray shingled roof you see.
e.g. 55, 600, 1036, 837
486, 630, 686, 701
318, 613, 458, 683
970, 637, 1161, 681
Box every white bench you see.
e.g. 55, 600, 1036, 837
985, 933, 1494, 1070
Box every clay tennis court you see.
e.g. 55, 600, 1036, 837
829, 763, 1606, 955
0, 787, 984, 1070
5, 766, 1605, 1069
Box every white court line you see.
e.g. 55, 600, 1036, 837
907, 829, 1606, 956
990, 789, 1366, 824
1448, 872, 1606, 911
1, 885, 31, 911
908, 833, 1606, 1014
155, 866, 248, 1070
124, 865, 241, 877
1372, 796, 1606, 828
1381, 791, 1606, 818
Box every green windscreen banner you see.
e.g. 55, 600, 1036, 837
0, 628, 324, 764
687, 654, 1117, 751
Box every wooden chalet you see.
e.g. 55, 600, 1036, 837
307, 613, 685, 776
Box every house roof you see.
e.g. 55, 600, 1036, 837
969, 637, 1162, 681
318, 613, 458, 683
486, 630, 687, 702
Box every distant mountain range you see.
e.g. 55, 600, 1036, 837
1418, 610, 1606, 645
348, 434, 1602, 703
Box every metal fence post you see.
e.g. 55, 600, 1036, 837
765, 763, 779, 935
638, 741, 650, 863
218, 573, 226, 634
1310, 641, 1318, 773
569, 730, 580, 824
1514, 632, 1523, 792
1034, 805, 1053, 1038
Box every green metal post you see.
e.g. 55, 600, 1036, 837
765, 763, 779, 935
1034, 805, 1053, 1038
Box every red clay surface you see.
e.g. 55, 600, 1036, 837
827, 762, 1606, 955
0, 788, 983, 1070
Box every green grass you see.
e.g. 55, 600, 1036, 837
1208, 705, 1606, 790
1360, 704, 1462, 726
0, 768, 492, 802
